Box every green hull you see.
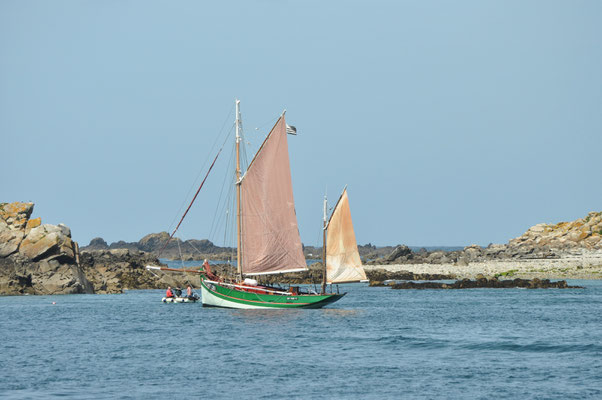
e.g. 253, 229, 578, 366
200, 278, 345, 309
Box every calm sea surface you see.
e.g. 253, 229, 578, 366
1, 280, 601, 399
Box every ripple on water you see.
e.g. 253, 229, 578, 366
0, 281, 601, 399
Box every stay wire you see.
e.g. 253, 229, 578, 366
207, 140, 236, 240
165, 104, 235, 234
157, 127, 234, 258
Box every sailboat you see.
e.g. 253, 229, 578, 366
147, 100, 367, 309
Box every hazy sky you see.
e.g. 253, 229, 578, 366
2, 0, 601, 248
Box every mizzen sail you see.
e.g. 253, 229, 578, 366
326, 189, 367, 284
240, 116, 307, 275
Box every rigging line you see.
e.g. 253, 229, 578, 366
227, 185, 237, 267
208, 169, 235, 246
177, 239, 185, 268
177, 231, 213, 261
254, 115, 279, 132
239, 115, 283, 185
212, 177, 235, 242
316, 225, 322, 249
223, 181, 234, 244
166, 122, 234, 235
222, 208, 230, 251
207, 140, 236, 239
183, 238, 205, 258
157, 143, 225, 258
165, 106, 235, 233
212, 141, 237, 243
240, 131, 249, 172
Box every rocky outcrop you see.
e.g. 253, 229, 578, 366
80, 232, 234, 261
0, 202, 33, 257
79, 249, 196, 294
0, 202, 93, 295
366, 268, 454, 283
508, 211, 602, 251
20, 224, 77, 262
371, 211, 602, 266
0, 202, 210, 295
0, 254, 93, 295
85, 237, 109, 251
137, 232, 171, 252
383, 277, 583, 290
384, 245, 412, 262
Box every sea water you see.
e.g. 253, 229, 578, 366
1, 281, 601, 399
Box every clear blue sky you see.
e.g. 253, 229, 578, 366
1, 0, 601, 248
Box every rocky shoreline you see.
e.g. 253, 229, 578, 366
2, 202, 601, 295
79, 249, 200, 294
365, 253, 602, 281
365, 211, 602, 280
0, 202, 198, 295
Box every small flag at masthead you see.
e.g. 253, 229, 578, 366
286, 124, 297, 135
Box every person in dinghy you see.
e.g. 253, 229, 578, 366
162, 284, 199, 303
186, 285, 200, 301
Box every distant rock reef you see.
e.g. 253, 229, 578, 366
370, 211, 602, 266
91, 212, 601, 264
81, 233, 393, 261
81, 232, 234, 261
370, 276, 582, 290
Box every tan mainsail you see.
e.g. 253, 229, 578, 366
239, 116, 307, 275
326, 189, 367, 283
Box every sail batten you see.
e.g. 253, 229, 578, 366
326, 189, 367, 284
240, 116, 307, 275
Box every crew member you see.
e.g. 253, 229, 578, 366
202, 259, 211, 274
166, 286, 174, 298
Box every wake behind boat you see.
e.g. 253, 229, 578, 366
147, 100, 367, 309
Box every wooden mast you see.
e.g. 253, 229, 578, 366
321, 194, 327, 294
235, 99, 243, 281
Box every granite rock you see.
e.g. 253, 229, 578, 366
20, 224, 76, 262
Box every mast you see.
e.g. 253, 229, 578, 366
321, 194, 327, 294
235, 99, 243, 281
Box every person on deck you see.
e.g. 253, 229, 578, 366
202, 259, 211, 274
202, 259, 219, 280
166, 286, 174, 298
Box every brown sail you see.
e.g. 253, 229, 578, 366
239, 116, 307, 275
326, 189, 367, 283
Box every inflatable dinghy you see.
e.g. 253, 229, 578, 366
162, 294, 200, 303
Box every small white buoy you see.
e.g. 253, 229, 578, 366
52, 301, 56, 305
